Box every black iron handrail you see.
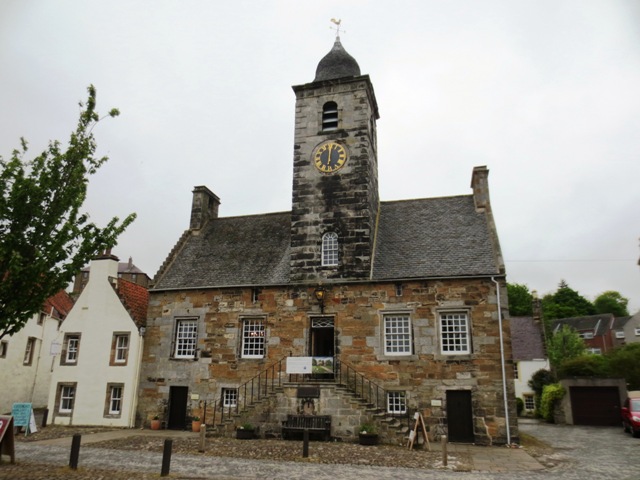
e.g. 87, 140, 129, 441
335, 358, 388, 412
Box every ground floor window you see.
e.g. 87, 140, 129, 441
387, 391, 407, 414
107, 384, 124, 416
57, 383, 76, 414
524, 394, 535, 411
222, 388, 238, 408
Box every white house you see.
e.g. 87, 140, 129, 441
0, 291, 73, 414
47, 252, 148, 427
510, 316, 549, 414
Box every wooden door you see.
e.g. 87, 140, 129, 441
168, 386, 188, 430
446, 390, 474, 443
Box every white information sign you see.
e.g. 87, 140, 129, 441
286, 357, 313, 374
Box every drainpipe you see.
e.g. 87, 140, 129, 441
492, 277, 511, 445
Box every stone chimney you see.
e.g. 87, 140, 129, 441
470, 165, 491, 212
190, 186, 220, 230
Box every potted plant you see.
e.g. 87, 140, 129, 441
236, 422, 255, 439
191, 416, 202, 432
150, 415, 161, 430
358, 423, 378, 445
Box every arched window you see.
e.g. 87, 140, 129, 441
321, 232, 339, 266
322, 102, 338, 131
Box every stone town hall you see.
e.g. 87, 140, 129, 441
139, 35, 517, 445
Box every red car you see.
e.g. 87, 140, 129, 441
622, 391, 640, 438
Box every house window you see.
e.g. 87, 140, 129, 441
38, 312, 46, 325
587, 347, 602, 355
23, 337, 36, 365
222, 388, 238, 408
524, 394, 535, 411
241, 319, 265, 358
109, 385, 123, 415
59, 384, 76, 413
513, 362, 519, 380
113, 334, 130, 364
62, 334, 81, 365
0, 341, 7, 358
636, 328, 640, 336
440, 312, 471, 354
251, 288, 261, 304
580, 332, 594, 339
322, 101, 338, 131
321, 232, 339, 267
383, 314, 412, 355
387, 391, 407, 414
615, 331, 625, 339
173, 319, 198, 359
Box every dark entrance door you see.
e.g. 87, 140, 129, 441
168, 386, 188, 430
310, 317, 335, 379
570, 386, 620, 426
446, 390, 474, 442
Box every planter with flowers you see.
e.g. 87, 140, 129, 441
191, 416, 202, 432
236, 423, 255, 439
358, 423, 379, 445
150, 415, 161, 430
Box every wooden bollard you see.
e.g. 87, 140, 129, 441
302, 428, 309, 458
160, 438, 173, 477
199, 425, 206, 453
69, 434, 81, 470
441, 435, 448, 467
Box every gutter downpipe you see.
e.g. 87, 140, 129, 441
492, 276, 512, 445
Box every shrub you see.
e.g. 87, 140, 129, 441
516, 397, 524, 416
557, 355, 608, 378
540, 383, 565, 422
359, 423, 377, 434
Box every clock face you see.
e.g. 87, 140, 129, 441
314, 142, 348, 173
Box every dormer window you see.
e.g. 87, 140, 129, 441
322, 102, 338, 131
322, 232, 339, 266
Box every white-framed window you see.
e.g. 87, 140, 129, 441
62, 334, 80, 365
387, 391, 407, 414
636, 328, 640, 336
440, 312, 471, 354
222, 388, 238, 408
524, 394, 535, 411
579, 331, 594, 339
115, 334, 129, 363
59, 385, 75, 413
615, 331, 625, 339
587, 347, 602, 355
109, 386, 123, 414
173, 319, 198, 358
321, 232, 339, 267
513, 362, 519, 380
322, 101, 338, 131
241, 319, 265, 358
383, 314, 412, 355
23, 337, 36, 365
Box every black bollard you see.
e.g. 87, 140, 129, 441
302, 428, 309, 458
160, 438, 173, 477
41, 408, 49, 428
69, 434, 81, 470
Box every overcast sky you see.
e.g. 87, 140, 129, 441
1, 1, 639, 313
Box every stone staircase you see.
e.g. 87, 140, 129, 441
207, 358, 412, 444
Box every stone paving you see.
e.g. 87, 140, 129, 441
1, 421, 638, 479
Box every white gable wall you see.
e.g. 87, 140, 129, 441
514, 359, 549, 413
0, 311, 61, 414
47, 256, 143, 427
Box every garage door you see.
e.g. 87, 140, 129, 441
570, 386, 620, 426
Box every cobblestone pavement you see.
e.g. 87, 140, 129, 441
1, 421, 638, 479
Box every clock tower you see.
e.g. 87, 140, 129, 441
290, 36, 380, 283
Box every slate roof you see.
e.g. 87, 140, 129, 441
510, 317, 546, 361
314, 37, 361, 82
552, 314, 614, 336
153, 195, 500, 291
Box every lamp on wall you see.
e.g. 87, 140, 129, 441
314, 285, 326, 314
139, 326, 146, 337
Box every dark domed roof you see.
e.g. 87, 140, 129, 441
314, 37, 361, 82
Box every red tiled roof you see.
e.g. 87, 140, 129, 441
43, 290, 75, 320
116, 278, 149, 327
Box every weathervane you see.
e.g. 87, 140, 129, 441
330, 18, 345, 37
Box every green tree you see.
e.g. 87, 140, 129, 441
527, 369, 555, 417
507, 283, 533, 316
546, 324, 586, 370
0, 85, 135, 340
593, 290, 629, 317
541, 280, 595, 331
606, 343, 640, 390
